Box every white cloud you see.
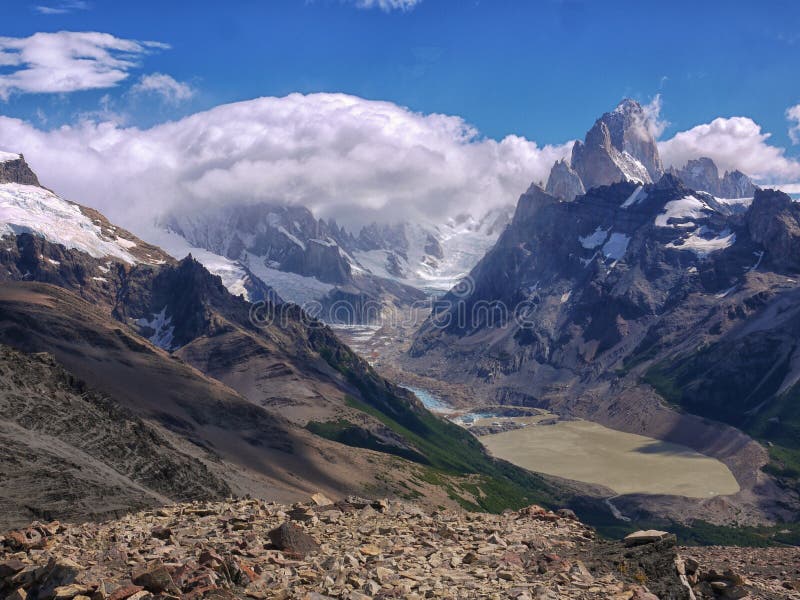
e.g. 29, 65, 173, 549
350, 0, 422, 11
0, 31, 169, 100
0, 93, 571, 232
130, 73, 194, 104
34, 1, 90, 15
787, 104, 800, 145
642, 94, 669, 139
658, 116, 800, 182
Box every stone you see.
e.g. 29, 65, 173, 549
268, 522, 320, 558
311, 493, 334, 506
131, 560, 178, 594
359, 544, 381, 557
106, 585, 145, 600
624, 530, 670, 547
0, 558, 26, 578
150, 526, 172, 541
53, 584, 94, 599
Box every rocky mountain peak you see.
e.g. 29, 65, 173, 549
545, 158, 585, 202
669, 157, 757, 199
547, 99, 664, 201
0, 153, 41, 187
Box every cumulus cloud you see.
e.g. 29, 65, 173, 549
0, 93, 571, 232
34, 1, 90, 15
787, 104, 800, 145
658, 116, 800, 182
350, 0, 422, 11
0, 31, 168, 99
130, 73, 194, 104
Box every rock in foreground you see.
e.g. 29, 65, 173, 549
1, 499, 796, 599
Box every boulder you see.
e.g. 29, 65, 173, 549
624, 530, 671, 547
268, 522, 320, 558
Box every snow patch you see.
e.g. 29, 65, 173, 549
136, 307, 175, 351
0, 183, 136, 264
667, 228, 736, 257
115, 236, 137, 249
579, 226, 610, 249
245, 252, 334, 306
655, 195, 712, 228
621, 185, 647, 208
602, 233, 630, 260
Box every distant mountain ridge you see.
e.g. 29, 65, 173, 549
159, 200, 513, 319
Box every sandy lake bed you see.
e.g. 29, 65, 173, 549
481, 419, 740, 498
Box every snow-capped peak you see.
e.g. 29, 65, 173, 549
0, 182, 138, 264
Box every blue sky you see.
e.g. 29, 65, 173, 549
1, 0, 799, 229
2, 0, 799, 147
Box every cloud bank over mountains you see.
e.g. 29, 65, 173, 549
0, 91, 798, 234
0, 93, 572, 230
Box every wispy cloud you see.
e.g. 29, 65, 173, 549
130, 73, 194, 104
787, 104, 800, 145
0, 31, 169, 99
34, 1, 90, 15
349, 0, 422, 12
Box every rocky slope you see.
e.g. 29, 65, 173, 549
407, 130, 800, 526
6, 496, 793, 600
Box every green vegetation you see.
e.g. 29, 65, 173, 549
306, 419, 428, 464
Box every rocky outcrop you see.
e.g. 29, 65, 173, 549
1, 497, 758, 600
0, 154, 40, 186
546, 159, 585, 202
746, 188, 800, 271
720, 169, 758, 198
670, 157, 757, 199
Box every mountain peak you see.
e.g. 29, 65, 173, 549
545, 99, 664, 201
0, 152, 41, 187
668, 156, 757, 199
612, 97, 644, 114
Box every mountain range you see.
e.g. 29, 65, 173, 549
407, 100, 799, 528
1, 98, 798, 547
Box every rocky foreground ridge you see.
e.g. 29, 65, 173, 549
2, 498, 798, 600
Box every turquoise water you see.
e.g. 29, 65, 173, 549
402, 386, 452, 413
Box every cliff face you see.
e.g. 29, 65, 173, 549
0, 154, 40, 186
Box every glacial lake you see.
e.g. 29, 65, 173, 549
482, 419, 740, 498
